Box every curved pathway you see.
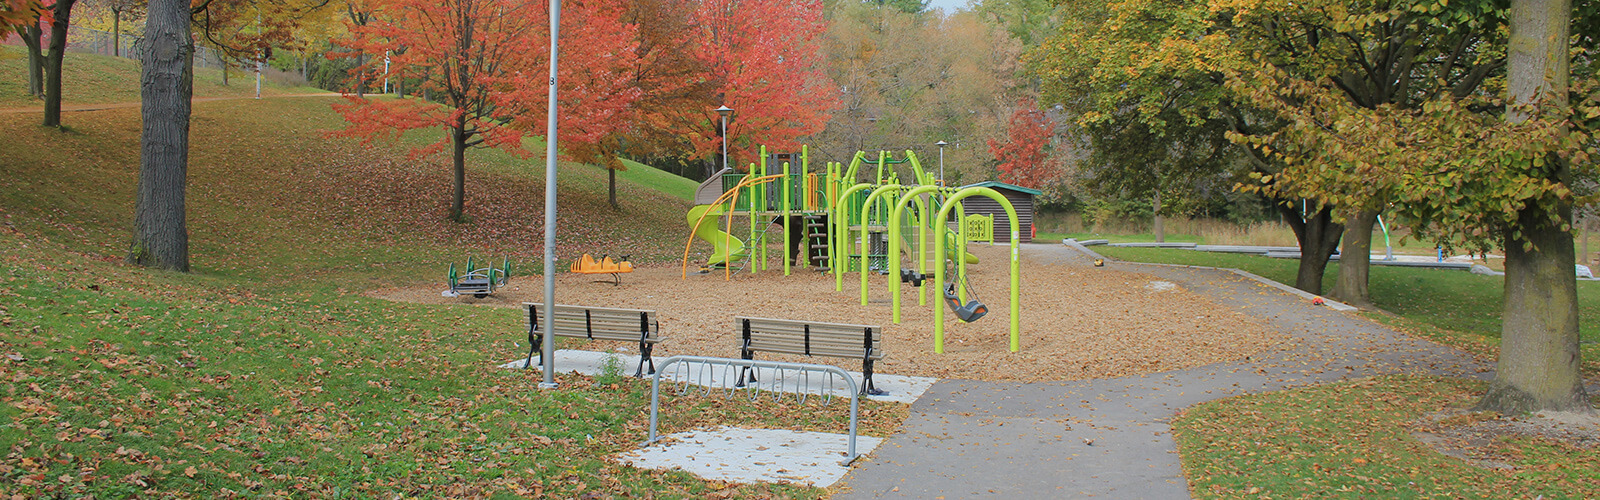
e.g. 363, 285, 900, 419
835, 243, 1489, 498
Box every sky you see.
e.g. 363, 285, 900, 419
926, 0, 971, 13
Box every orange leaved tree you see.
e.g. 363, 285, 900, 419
331, 0, 643, 220
678, 0, 834, 169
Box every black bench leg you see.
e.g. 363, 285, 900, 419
635, 341, 656, 377
523, 332, 543, 370
861, 359, 887, 396
736, 349, 757, 388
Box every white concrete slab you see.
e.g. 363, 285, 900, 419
500, 350, 937, 404
617, 426, 883, 487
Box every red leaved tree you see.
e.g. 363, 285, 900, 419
499, 0, 642, 209
330, 0, 541, 222
332, 0, 644, 219
987, 100, 1059, 189
677, 0, 834, 169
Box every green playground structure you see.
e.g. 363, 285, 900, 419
680, 145, 1028, 354
445, 256, 511, 298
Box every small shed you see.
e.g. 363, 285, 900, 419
959, 181, 1040, 244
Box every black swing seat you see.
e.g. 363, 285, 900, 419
899, 269, 926, 287
943, 283, 988, 322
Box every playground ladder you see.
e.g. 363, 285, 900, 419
805, 214, 830, 271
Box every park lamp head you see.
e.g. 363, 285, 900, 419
716, 105, 733, 118
936, 140, 948, 147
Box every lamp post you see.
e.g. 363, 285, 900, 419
715, 105, 733, 178
935, 140, 948, 187
538, 0, 563, 390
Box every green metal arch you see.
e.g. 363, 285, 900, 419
832, 182, 876, 292
932, 187, 1021, 354
887, 185, 954, 323
858, 184, 906, 305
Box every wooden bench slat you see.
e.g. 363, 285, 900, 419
520, 303, 664, 377
729, 316, 888, 395
734, 316, 882, 331
731, 327, 881, 342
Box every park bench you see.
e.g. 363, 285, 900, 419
734, 316, 886, 395
523, 303, 662, 377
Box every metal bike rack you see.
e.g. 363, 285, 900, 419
644, 355, 862, 465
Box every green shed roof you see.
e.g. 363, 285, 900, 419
960, 181, 1042, 197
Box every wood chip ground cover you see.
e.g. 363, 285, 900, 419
374, 244, 1283, 383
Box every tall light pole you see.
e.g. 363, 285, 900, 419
539, 0, 563, 390
935, 140, 948, 187
716, 105, 733, 178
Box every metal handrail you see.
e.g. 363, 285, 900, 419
644, 355, 862, 465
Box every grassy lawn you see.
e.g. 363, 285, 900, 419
1098, 245, 1600, 498
0, 46, 309, 109
1093, 246, 1600, 370
0, 52, 875, 496
1176, 376, 1600, 498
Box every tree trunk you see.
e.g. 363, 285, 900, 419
1278, 202, 1343, 294
450, 125, 467, 222
1477, 0, 1591, 414
222, 59, 229, 86
21, 26, 44, 98
1330, 205, 1379, 308
112, 10, 120, 57
355, 53, 365, 98
129, 0, 192, 272
42, 0, 77, 128
1153, 191, 1164, 243
608, 167, 619, 209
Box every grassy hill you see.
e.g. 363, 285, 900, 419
0, 45, 313, 108
0, 51, 844, 498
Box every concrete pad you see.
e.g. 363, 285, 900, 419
618, 427, 882, 487
500, 350, 937, 404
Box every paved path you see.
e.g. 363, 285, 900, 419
835, 243, 1490, 498
0, 93, 341, 114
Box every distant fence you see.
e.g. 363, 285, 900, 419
66, 27, 233, 70
64, 27, 306, 85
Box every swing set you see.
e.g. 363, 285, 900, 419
679, 145, 1025, 355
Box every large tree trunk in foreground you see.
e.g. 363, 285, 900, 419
1279, 202, 1343, 294
1331, 206, 1379, 308
42, 0, 77, 127
1477, 0, 1591, 414
1481, 205, 1589, 412
129, 0, 192, 272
